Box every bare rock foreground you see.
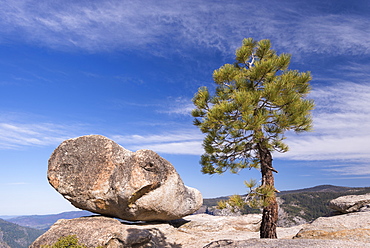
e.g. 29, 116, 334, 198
30, 214, 296, 247
31, 213, 370, 247
48, 135, 202, 221
294, 211, 370, 243
204, 239, 370, 248
34, 135, 370, 247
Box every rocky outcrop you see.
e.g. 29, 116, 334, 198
172, 214, 262, 233
30, 214, 309, 247
328, 193, 370, 213
207, 205, 370, 247
277, 197, 307, 227
30, 215, 254, 247
33, 201, 370, 247
294, 211, 370, 243
203, 239, 370, 248
48, 135, 202, 221
30, 216, 177, 248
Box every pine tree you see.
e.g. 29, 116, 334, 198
192, 38, 314, 238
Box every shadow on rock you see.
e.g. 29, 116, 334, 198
127, 228, 182, 248
30, 216, 183, 247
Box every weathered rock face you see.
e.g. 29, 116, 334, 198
172, 214, 262, 233
31, 214, 311, 247
277, 197, 307, 227
30, 213, 370, 248
30, 216, 175, 248
48, 135, 202, 221
294, 211, 370, 243
203, 239, 370, 248
328, 193, 370, 213
30, 215, 256, 247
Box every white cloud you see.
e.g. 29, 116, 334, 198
324, 164, 370, 176
277, 82, 370, 161
0, 109, 204, 153
1, 82, 368, 164
1, 0, 369, 56
157, 97, 194, 115
151, 80, 370, 161
0, 121, 81, 149
280, 135, 370, 161
120, 81, 370, 160
281, 14, 370, 55
2, 182, 29, 185
132, 141, 203, 155
111, 130, 204, 155
112, 132, 198, 144
340, 165, 370, 176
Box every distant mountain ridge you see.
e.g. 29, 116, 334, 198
277, 184, 355, 195
202, 184, 370, 227
277, 185, 370, 226
0, 218, 45, 248
0, 215, 19, 220
203, 184, 367, 204
7, 210, 94, 230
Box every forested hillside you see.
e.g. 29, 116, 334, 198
0, 218, 44, 248
278, 186, 370, 225
203, 185, 370, 226
7, 210, 93, 230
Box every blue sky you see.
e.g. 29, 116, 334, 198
1, 0, 370, 215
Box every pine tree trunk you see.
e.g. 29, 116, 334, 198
258, 144, 278, 239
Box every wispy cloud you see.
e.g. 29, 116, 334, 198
2, 182, 29, 185
324, 164, 370, 176
278, 82, 370, 161
0, 120, 83, 149
111, 130, 203, 155
157, 97, 194, 116
1, 0, 369, 166
134, 81, 370, 160
282, 13, 370, 55
1, 0, 369, 56
3, 82, 367, 163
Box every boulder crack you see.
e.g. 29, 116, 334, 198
128, 182, 161, 207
